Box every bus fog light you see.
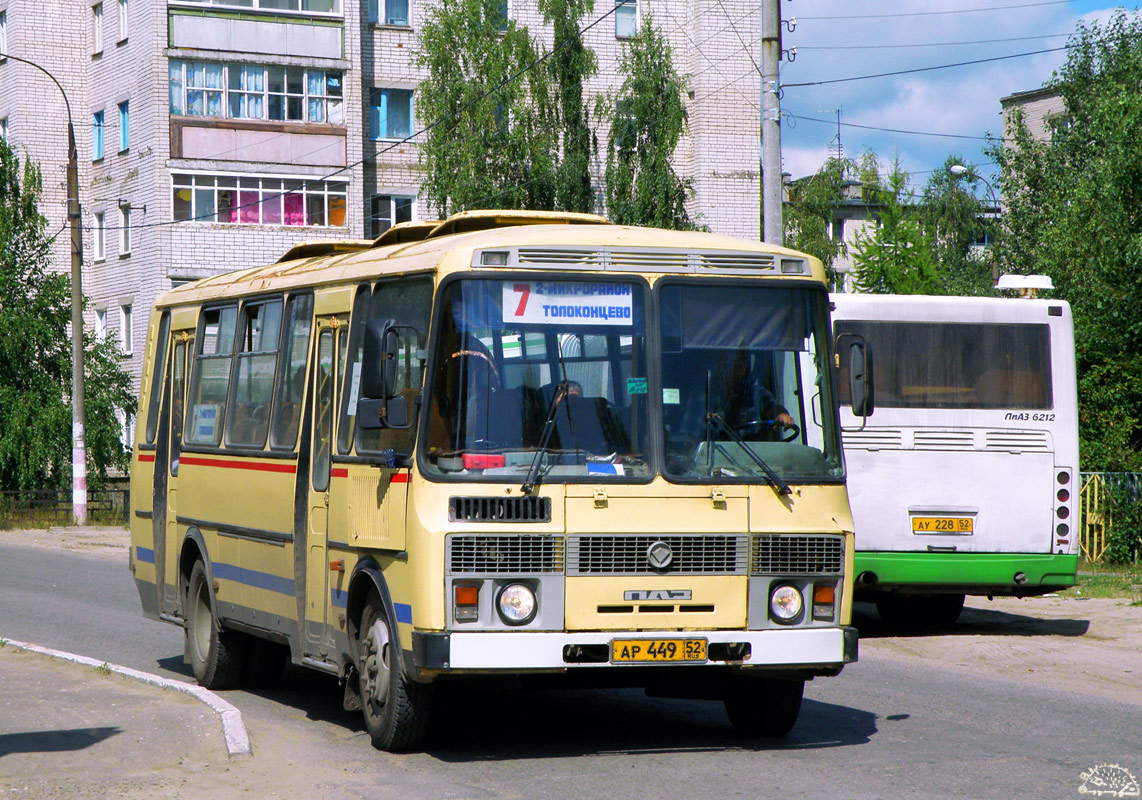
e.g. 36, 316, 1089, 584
454, 585, 479, 623
769, 585, 803, 623
496, 583, 537, 626
812, 583, 835, 620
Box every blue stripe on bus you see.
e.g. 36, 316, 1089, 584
136, 547, 155, 564
331, 588, 348, 609
212, 562, 296, 596
394, 603, 413, 625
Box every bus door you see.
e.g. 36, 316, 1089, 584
155, 329, 190, 617
304, 319, 340, 654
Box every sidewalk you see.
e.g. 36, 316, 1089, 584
0, 645, 231, 798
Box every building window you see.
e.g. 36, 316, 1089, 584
92, 111, 104, 160
830, 217, 844, 242
117, 0, 127, 41
119, 206, 131, 254
172, 172, 348, 228
0, 117, 7, 140
369, 88, 413, 140
169, 0, 341, 14
490, 0, 507, 31
92, 3, 103, 55
95, 308, 108, 340
120, 304, 133, 354
369, 194, 414, 237
94, 212, 106, 261
170, 61, 343, 124
0, 11, 7, 61
118, 101, 129, 151
615, 0, 636, 38
368, 0, 409, 26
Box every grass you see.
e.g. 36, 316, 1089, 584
1064, 561, 1142, 605
92, 662, 112, 676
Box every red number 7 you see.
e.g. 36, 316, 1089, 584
513, 283, 531, 316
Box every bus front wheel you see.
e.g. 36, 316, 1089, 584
723, 676, 804, 737
357, 592, 433, 752
186, 560, 247, 690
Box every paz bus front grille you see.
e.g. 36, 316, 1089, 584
751, 535, 844, 575
567, 534, 749, 576
447, 534, 564, 575
449, 495, 552, 523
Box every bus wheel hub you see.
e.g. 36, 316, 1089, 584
363, 619, 391, 706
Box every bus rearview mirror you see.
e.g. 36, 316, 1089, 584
362, 318, 400, 399
849, 341, 874, 417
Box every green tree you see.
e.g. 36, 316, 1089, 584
416, 0, 558, 215
919, 156, 995, 296
538, 0, 598, 213
851, 159, 942, 294
988, 10, 1142, 471
0, 138, 135, 492
783, 157, 857, 284
604, 18, 696, 230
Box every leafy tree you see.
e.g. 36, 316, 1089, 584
851, 159, 942, 294
604, 18, 696, 230
416, 0, 558, 215
0, 138, 135, 493
538, 0, 598, 213
919, 155, 995, 296
783, 157, 853, 280
988, 10, 1142, 471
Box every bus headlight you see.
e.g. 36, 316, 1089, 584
496, 583, 537, 626
769, 584, 803, 624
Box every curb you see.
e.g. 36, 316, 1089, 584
1, 638, 251, 758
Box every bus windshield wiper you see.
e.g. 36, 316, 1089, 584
521, 381, 569, 494
705, 411, 792, 495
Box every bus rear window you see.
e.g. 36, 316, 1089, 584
836, 321, 1053, 410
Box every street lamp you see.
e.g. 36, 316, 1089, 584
949, 163, 1000, 284
3, 53, 89, 525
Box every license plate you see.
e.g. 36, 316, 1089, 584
912, 516, 973, 534
611, 638, 707, 663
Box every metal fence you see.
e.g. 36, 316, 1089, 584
0, 488, 130, 527
1079, 472, 1142, 563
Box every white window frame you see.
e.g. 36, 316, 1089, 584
95, 308, 108, 340
94, 211, 106, 261
92, 3, 103, 55
169, 60, 343, 124
0, 117, 8, 140
167, 0, 342, 16
119, 206, 131, 255
120, 303, 133, 355
0, 10, 8, 61
369, 88, 413, 141
368, 0, 409, 26
615, 0, 637, 38
117, 0, 127, 42
92, 110, 104, 160
369, 194, 416, 238
171, 171, 349, 229
118, 100, 129, 151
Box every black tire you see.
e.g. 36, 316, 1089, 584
357, 591, 433, 751
723, 676, 805, 737
185, 560, 247, 690
242, 638, 289, 689
926, 593, 966, 625
875, 594, 917, 625
877, 593, 965, 626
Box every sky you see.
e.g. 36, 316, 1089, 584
773, 0, 1124, 188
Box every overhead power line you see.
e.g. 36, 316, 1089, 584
798, 0, 1079, 21
786, 113, 996, 142
797, 33, 1073, 51
783, 47, 1068, 88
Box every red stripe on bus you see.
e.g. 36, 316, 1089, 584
180, 456, 297, 474
331, 468, 349, 478
391, 472, 409, 483
138, 454, 156, 463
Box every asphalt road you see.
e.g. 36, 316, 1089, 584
1, 541, 1138, 800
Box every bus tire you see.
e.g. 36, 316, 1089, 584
926, 593, 965, 625
242, 638, 289, 688
186, 560, 246, 690
723, 676, 804, 737
357, 591, 433, 751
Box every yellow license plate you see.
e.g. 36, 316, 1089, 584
912, 516, 973, 533
611, 638, 707, 663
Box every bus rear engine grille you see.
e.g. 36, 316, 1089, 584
752, 535, 844, 575
449, 495, 552, 523
447, 534, 564, 575
567, 534, 749, 575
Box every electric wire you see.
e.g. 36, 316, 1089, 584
797, 0, 1080, 21
783, 47, 1068, 88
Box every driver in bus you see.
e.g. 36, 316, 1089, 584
714, 349, 794, 438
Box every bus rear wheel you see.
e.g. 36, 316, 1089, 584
876, 593, 965, 626
186, 560, 246, 690
723, 676, 804, 737
357, 592, 433, 751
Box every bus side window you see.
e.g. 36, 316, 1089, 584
144, 312, 171, 445
337, 285, 372, 454
313, 330, 335, 493
186, 305, 238, 446
226, 298, 284, 448
170, 341, 187, 476
270, 293, 314, 450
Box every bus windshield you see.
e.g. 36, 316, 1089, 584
423, 277, 652, 480
660, 283, 843, 482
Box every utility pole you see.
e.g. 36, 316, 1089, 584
760, 0, 783, 245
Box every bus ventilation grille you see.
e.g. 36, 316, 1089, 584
751, 535, 844, 575
447, 534, 564, 574
449, 495, 552, 523
567, 534, 749, 575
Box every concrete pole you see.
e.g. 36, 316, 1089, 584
66, 122, 88, 525
761, 0, 782, 245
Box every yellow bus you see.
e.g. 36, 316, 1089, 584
129, 210, 868, 751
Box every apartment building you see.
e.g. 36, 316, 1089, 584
0, 0, 762, 399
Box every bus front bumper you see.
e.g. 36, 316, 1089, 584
413, 626, 857, 673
